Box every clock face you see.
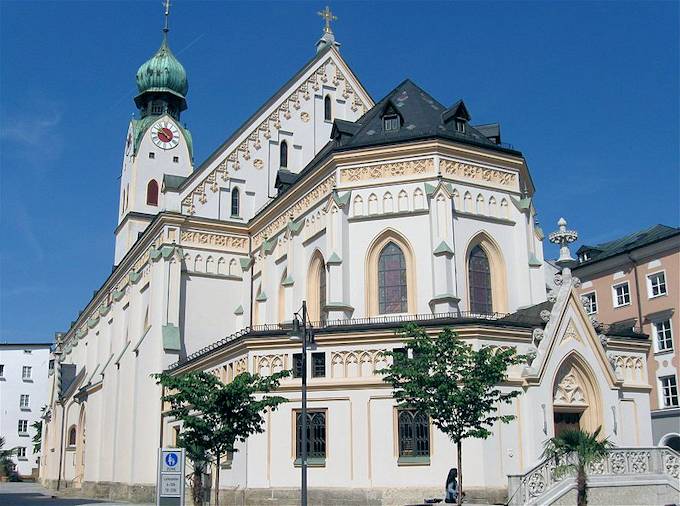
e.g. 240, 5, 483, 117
151, 121, 180, 150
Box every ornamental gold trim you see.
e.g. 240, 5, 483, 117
340, 158, 434, 183
180, 230, 248, 252
440, 159, 518, 189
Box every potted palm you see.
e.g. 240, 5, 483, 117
542, 427, 613, 506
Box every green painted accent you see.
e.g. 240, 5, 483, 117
281, 276, 295, 287
332, 191, 351, 208
445, 182, 454, 194
262, 239, 274, 255
510, 196, 532, 212
429, 293, 460, 303
114, 341, 130, 365
239, 257, 253, 270
112, 290, 125, 302
327, 252, 342, 264
433, 241, 454, 256
534, 225, 545, 240
149, 247, 161, 261
76, 328, 87, 339
424, 182, 437, 196
397, 456, 431, 465
99, 304, 111, 317
294, 457, 325, 467
324, 302, 354, 311
87, 316, 100, 329
234, 305, 244, 315
528, 253, 543, 267
256, 291, 268, 302
161, 245, 175, 259
129, 271, 141, 284
162, 324, 181, 352
287, 220, 304, 234
136, 35, 188, 98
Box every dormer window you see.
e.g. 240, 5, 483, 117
455, 120, 465, 133
384, 114, 400, 132
579, 252, 591, 263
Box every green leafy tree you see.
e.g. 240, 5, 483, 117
154, 369, 289, 506
381, 324, 525, 506
0, 436, 17, 479
542, 427, 613, 506
31, 405, 48, 454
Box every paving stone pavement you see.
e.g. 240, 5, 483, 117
0, 482, 153, 506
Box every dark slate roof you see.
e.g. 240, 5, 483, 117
329, 79, 519, 155
500, 300, 553, 327
163, 174, 187, 191
574, 224, 680, 268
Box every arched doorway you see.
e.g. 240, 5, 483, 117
552, 354, 603, 436
660, 433, 680, 452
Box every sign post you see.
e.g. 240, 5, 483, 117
157, 448, 185, 506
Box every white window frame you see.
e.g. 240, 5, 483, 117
18, 419, 28, 434
19, 394, 30, 410
660, 375, 679, 408
647, 270, 668, 299
582, 291, 598, 315
653, 319, 674, 353
22, 365, 32, 381
17, 447, 27, 459
612, 281, 631, 308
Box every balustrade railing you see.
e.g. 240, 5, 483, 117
507, 447, 680, 505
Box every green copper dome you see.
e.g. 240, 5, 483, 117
135, 34, 188, 98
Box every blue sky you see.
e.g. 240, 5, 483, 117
1, 1, 678, 343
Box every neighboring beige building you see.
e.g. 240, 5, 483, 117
573, 225, 680, 450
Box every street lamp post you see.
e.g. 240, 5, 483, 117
289, 301, 313, 506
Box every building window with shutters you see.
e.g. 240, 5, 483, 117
397, 409, 430, 464
295, 410, 326, 465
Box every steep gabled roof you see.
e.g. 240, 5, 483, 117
575, 224, 680, 268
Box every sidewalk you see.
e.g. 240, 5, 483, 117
0, 482, 152, 506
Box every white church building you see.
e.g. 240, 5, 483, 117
40, 9, 679, 505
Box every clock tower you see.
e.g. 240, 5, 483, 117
114, 10, 193, 265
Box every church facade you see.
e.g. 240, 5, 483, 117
40, 12, 676, 505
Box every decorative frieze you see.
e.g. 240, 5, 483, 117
180, 230, 248, 253
340, 158, 434, 184
440, 159, 518, 190
253, 174, 336, 248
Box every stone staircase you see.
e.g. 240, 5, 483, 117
507, 447, 680, 505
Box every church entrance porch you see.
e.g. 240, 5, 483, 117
553, 409, 582, 437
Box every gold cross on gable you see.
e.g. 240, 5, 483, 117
317, 6, 337, 34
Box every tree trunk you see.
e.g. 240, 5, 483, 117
215, 452, 220, 506
192, 466, 203, 506
457, 439, 463, 506
576, 465, 587, 506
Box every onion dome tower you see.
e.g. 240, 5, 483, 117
134, 5, 188, 120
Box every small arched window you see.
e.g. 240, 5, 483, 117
378, 242, 407, 314
324, 95, 332, 121
280, 140, 288, 168
231, 187, 240, 217
469, 245, 492, 314
146, 180, 159, 206
68, 426, 77, 447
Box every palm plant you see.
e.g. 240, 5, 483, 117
0, 436, 17, 478
542, 427, 613, 506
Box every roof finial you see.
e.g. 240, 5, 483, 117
163, 0, 171, 34
318, 6, 337, 34
549, 217, 578, 274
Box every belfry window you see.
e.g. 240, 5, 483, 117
324, 95, 332, 121
231, 187, 240, 217
383, 114, 400, 132
378, 242, 407, 314
146, 180, 159, 206
280, 140, 288, 168
468, 245, 492, 314
67, 426, 77, 447
398, 409, 430, 459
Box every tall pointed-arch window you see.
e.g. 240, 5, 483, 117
468, 245, 492, 314
378, 242, 407, 314
231, 187, 240, 217
324, 95, 332, 122
146, 180, 159, 206
280, 140, 288, 168
308, 253, 327, 322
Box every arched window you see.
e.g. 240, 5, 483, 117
280, 140, 288, 168
67, 426, 77, 447
231, 187, 240, 217
324, 95, 332, 122
146, 179, 159, 206
398, 409, 430, 458
378, 242, 407, 314
307, 252, 326, 322
468, 245, 492, 313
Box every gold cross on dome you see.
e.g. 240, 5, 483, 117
318, 6, 337, 34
